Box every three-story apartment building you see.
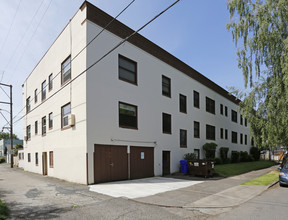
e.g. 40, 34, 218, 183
22, 1, 252, 184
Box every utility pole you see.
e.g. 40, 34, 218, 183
0, 83, 13, 168
10, 85, 13, 168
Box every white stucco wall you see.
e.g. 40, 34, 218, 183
85, 20, 252, 183
22, 7, 88, 184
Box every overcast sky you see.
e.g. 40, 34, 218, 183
0, 0, 246, 138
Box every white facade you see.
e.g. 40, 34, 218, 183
23, 2, 252, 184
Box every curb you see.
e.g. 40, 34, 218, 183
268, 180, 279, 188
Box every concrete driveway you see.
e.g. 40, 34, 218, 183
89, 177, 203, 198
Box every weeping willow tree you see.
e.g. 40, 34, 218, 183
227, 0, 288, 148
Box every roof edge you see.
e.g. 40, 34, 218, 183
85, 1, 240, 105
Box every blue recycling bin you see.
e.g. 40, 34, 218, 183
180, 160, 188, 174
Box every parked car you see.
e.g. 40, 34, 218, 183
279, 163, 288, 186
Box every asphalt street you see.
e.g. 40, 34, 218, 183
0, 163, 279, 220
210, 184, 288, 220
0, 164, 186, 220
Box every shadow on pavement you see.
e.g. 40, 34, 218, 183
0, 189, 14, 198
6, 201, 72, 219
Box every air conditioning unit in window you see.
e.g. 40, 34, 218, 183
68, 114, 75, 126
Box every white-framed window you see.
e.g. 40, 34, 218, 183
42, 116, 46, 135
61, 56, 71, 85
41, 80, 46, 101
49, 73, 53, 90
61, 103, 71, 128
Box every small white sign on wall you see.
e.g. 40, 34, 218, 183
141, 152, 145, 159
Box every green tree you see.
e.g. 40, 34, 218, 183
227, 0, 288, 148
0, 132, 19, 140
13, 144, 23, 156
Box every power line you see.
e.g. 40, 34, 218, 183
0, 111, 10, 125
2, 0, 45, 80
11, 0, 180, 127
0, 85, 10, 99
0, 71, 4, 83
0, 0, 22, 64
7, 0, 52, 83
3, 0, 137, 128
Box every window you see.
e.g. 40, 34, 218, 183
193, 90, 200, 108
180, 129, 187, 148
206, 97, 215, 114
194, 149, 200, 159
240, 133, 243, 144
225, 129, 228, 140
26, 97, 31, 113
162, 113, 171, 134
49, 151, 54, 168
179, 94, 187, 113
49, 112, 53, 129
34, 89, 38, 103
49, 73, 53, 90
220, 104, 223, 115
162, 75, 171, 97
26, 125, 31, 140
232, 131, 237, 143
251, 137, 254, 146
35, 152, 38, 166
245, 134, 247, 145
61, 103, 71, 128
194, 121, 200, 138
119, 55, 137, 84
61, 56, 71, 84
41, 80, 46, 101
240, 115, 243, 125
220, 128, 223, 139
206, 124, 215, 140
119, 102, 137, 129
245, 118, 247, 127
225, 106, 228, 117
28, 153, 31, 162
231, 110, 237, 123
42, 116, 46, 135
35, 121, 38, 135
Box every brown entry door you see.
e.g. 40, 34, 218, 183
162, 151, 170, 175
130, 146, 154, 179
94, 145, 128, 183
42, 152, 48, 175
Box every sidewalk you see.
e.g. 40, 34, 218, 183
132, 165, 278, 209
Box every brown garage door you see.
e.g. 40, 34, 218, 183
94, 145, 128, 183
130, 146, 154, 179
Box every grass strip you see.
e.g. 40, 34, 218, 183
241, 171, 279, 186
214, 160, 277, 177
0, 199, 9, 220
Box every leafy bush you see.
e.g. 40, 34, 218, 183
250, 147, 260, 161
240, 151, 249, 162
203, 142, 218, 159
214, 157, 223, 164
184, 153, 197, 161
223, 158, 231, 164
231, 151, 240, 163
247, 155, 255, 162
220, 147, 229, 160
0, 199, 10, 219
0, 156, 5, 164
